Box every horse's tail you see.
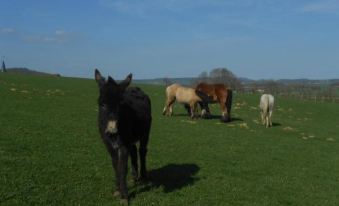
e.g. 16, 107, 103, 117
261, 94, 270, 115
226, 88, 233, 119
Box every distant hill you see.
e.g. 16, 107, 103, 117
253, 78, 339, 86
6, 68, 61, 77
4, 67, 338, 86
133, 77, 195, 86
134, 77, 339, 86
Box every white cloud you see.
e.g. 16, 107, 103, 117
99, 0, 150, 16
301, 0, 339, 13
0, 27, 15, 34
24, 30, 74, 44
55, 30, 67, 35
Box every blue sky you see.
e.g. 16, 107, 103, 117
1, 0, 339, 79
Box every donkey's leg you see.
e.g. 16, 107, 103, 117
118, 146, 129, 203
139, 137, 149, 180
111, 153, 121, 197
102, 139, 121, 197
129, 144, 139, 183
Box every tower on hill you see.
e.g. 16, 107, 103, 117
1, 60, 6, 72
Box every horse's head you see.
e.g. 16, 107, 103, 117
95, 69, 132, 145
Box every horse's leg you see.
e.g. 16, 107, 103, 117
198, 101, 204, 116
162, 105, 167, 115
129, 144, 138, 183
226, 89, 232, 121
269, 110, 273, 127
260, 110, 265, 125
168, 98, 176, 116
162, 99, 170, 115
199, 101, 208, 118
164, 96, 175, 116
219, 100, 229, 122
189, 102, 195, 119
265, 115, 269, 128
169, 105, 173, 116
118, 146, 129, 204
194, 102, 198, 115
184, 103, 191, 116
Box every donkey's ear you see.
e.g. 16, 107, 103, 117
95, 69, 105, 86
119, 73, 132, 90
107, 76, 118, 86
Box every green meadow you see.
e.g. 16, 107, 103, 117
0, 73, 338, 206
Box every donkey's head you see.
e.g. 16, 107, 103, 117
95, 69, 132, 139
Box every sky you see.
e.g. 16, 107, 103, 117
0, 0, 339, 80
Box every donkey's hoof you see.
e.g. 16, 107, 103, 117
113, 190, 120, 198
131, 176, 139, 185
139, 175, 150, 183
120, 199, 128, 205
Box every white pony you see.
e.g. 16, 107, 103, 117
260, 94, 274, 128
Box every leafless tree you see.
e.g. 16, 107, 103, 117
196, 68, 243, 91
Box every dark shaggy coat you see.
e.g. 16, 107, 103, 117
95, 69, 152, 204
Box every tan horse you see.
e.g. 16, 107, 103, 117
162, 83, 204, 118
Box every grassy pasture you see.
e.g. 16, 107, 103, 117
0, 73, 338, 206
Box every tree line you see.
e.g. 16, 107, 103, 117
162, 67, 339, 103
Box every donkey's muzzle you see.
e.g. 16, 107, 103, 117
105, 120, 118, 134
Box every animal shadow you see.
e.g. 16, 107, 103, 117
136, 163, 200, 194
272, 122, 281, 127
173, 113, 192, 117
203, 114, 243, 122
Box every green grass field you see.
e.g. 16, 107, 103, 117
1, 73, 338, 206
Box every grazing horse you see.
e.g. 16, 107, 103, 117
162, 83, 207, 118
95, 69, 152, 205
195, 83, 233, 122
260, 94, 274, 128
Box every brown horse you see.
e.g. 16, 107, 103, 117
195, 82, 233, 122
163, 83, 208, 118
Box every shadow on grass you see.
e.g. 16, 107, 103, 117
231, 117, 243, 122
202, 114, 243, 122
272, 122, 281, 127
166, 112, 244, 124
172, 113, 191, 117
133, 163, 200, 195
